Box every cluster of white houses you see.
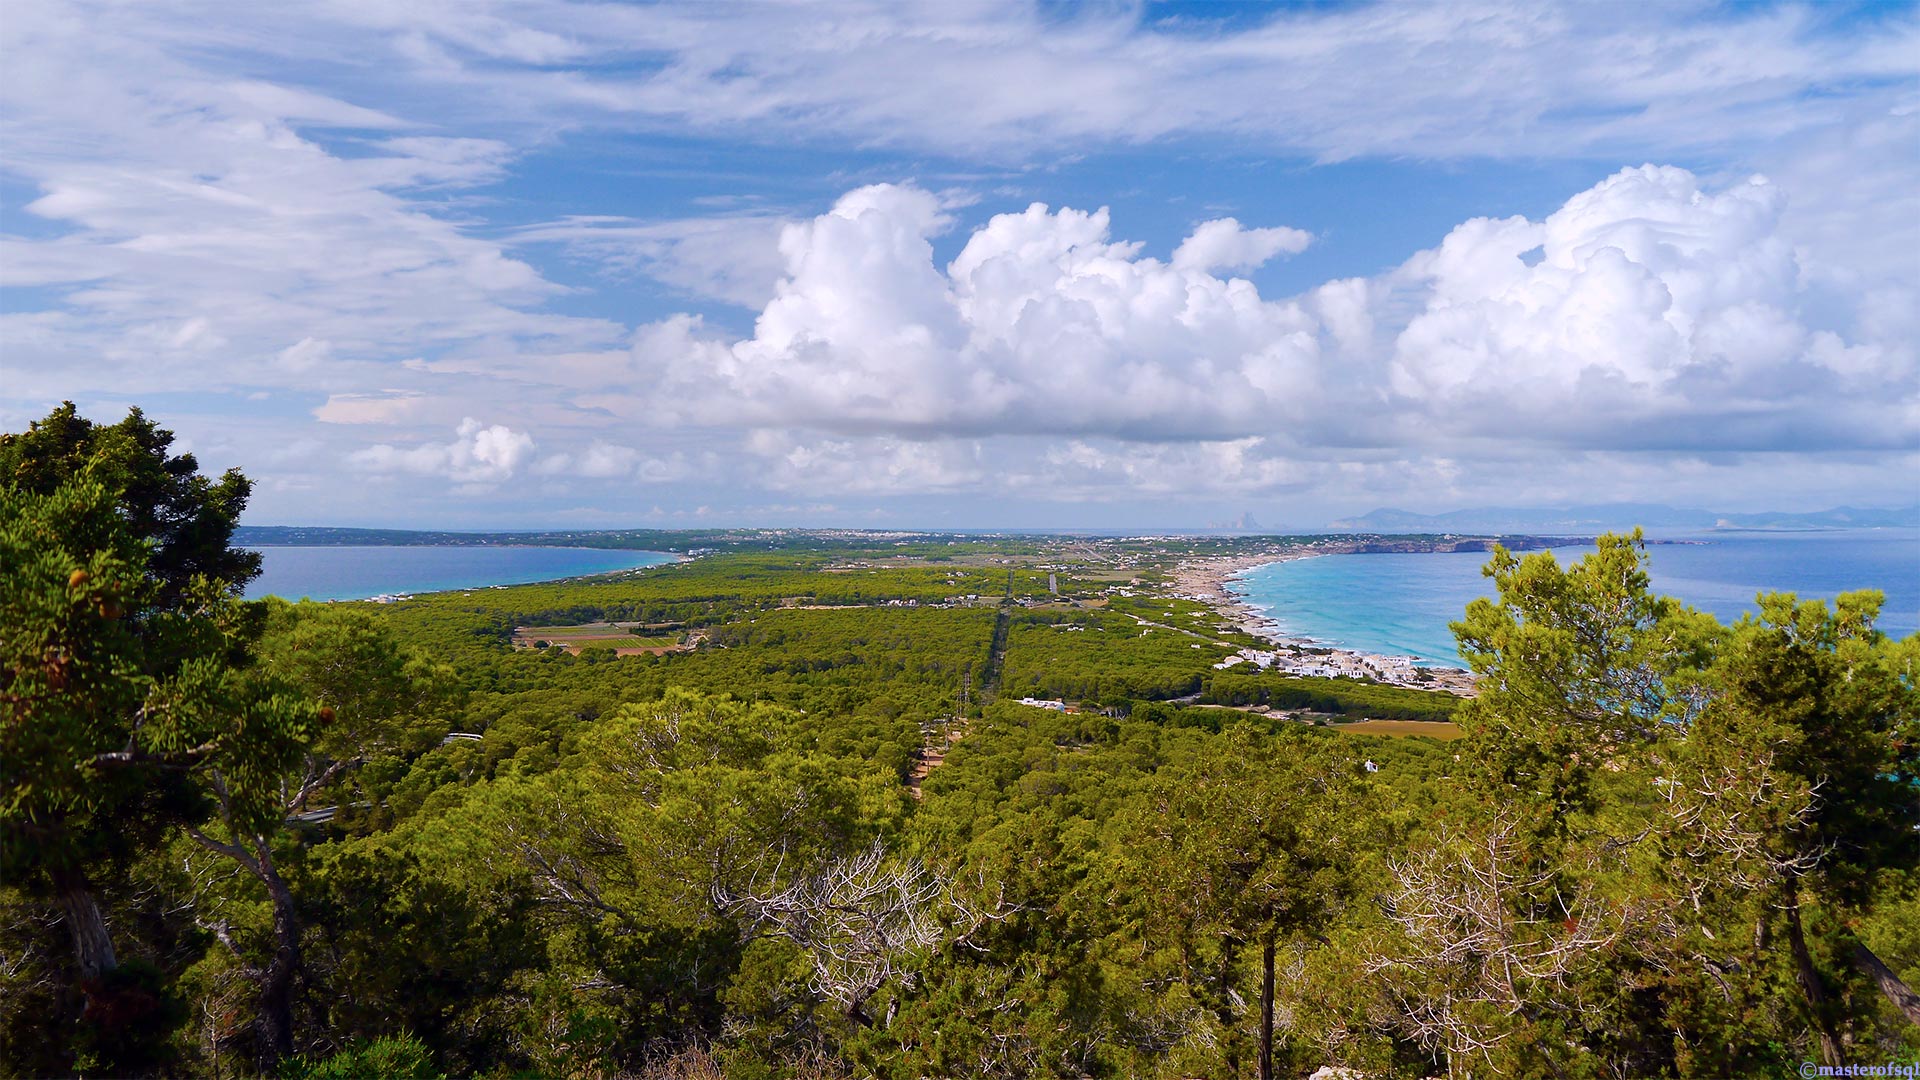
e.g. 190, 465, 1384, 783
1214, 644, 1466, 691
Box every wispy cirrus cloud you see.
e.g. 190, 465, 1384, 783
313, 391, 427, 426
0, 0, 619, 408
508, 213, 793, 308
176, 1, 1912, 162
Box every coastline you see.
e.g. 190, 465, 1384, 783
1173, 553, 1478, 696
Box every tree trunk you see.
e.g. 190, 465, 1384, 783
1259, 930, 1276, 1080
187, 804, 308, 1071
254, 845, 302, 1071
1217, 933, 1240, 1078
51, 865, 116, 981
1784, 882, 1843, 1066
1851, 942, 1920, 1027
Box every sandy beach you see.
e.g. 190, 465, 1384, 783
1173, 553, 1478, 695
1169, 552, 1310, 634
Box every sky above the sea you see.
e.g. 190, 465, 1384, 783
3, 1, 1916, 530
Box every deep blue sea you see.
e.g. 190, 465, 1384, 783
242, 546, 678, 602
1233, 530, 1920, 666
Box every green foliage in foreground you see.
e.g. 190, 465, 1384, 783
282, 1034, 441, 1080
4, 404, 1917, 1079
1201, 671, 1463, 722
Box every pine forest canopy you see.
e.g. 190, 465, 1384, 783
1, 403, 1916, 1078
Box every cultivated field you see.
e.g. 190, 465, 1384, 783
511, 622, 689, 654
1332, 718, 1464, 740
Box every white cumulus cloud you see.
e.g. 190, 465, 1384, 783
1383, 164, 1915, 449
350, 418, 536, 485
1171, 218, 1313, 273
644, 185, 1324, 439
626, 166, 1915, 464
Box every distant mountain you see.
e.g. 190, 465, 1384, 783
1204, 511, 1263, 532
1328, 504, 1920, 533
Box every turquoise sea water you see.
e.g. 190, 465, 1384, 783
1233, 530, 1920, 666
242, 546, 678, 602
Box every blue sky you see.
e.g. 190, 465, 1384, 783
2, 0, 1915, 529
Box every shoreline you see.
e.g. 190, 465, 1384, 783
1173, 553, 1479, 696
